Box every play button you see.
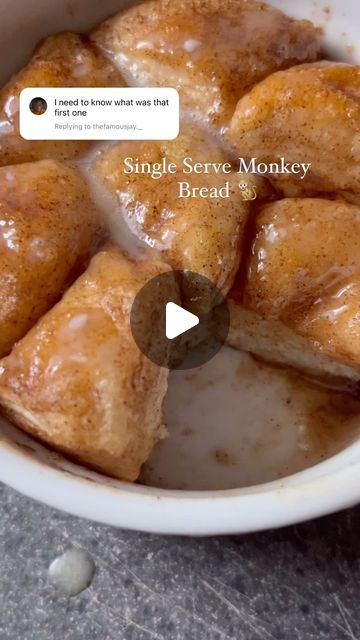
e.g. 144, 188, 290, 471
130, 269, 229, 370
165, 302, 199, 339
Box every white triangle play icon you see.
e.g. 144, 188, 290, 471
165, 302, 199, 340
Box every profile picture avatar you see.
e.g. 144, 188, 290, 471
29, 96, 47, 115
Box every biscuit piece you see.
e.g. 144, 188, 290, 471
91, 125, 267, 310
0, 32, 125, 166
228, 62, 360, 203
228, 198, 360, 383
0, 246, 177, 481
0, 159, 102, 357
92, 0, 320, 135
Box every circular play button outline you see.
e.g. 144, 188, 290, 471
130, 269, 230, 370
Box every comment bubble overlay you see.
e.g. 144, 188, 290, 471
20, 87, 179, 140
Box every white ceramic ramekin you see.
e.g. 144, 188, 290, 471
0, 0, 359, 535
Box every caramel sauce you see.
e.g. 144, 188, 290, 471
143, 347, 360, 490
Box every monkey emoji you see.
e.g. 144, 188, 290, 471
238, 181, 257, 201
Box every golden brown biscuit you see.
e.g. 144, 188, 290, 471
91, 125, 267, 310
0, 159, 102, 357
0, 32, 125, 166
228, 62, 360, 202
0, 246, 178, 481
92, 0, 320, 135
227, 198, 360, 382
